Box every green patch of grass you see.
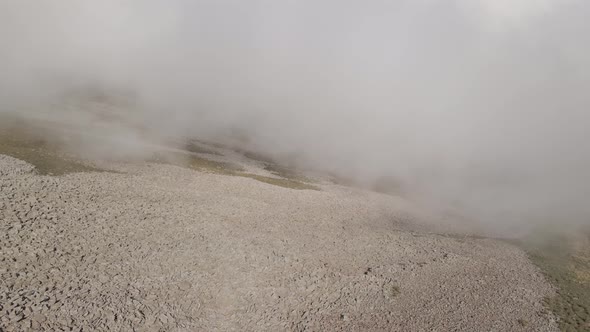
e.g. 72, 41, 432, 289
242, 150, 304, 174
0, 130, 104, 176
515, 228, 590, 331
184, 141, 223, 156
186, 155, 243, 174
240, 150, 315, 184
150, 152, 242, 174
238, 173, 319, 191
263, 163, 313, 183
153, 152, 320, 191
243, 150, 275, 164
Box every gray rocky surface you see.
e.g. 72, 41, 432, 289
0, 154, 557, 331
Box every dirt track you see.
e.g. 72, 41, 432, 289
1, 153, 557, 331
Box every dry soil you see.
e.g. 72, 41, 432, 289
0, 152, 558, 331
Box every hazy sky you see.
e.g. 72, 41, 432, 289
1, 0, 589, 231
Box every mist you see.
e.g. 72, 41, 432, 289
1, 0, 589, 233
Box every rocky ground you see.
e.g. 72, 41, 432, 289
0, 149, 558, 331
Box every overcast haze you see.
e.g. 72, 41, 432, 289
1, 0, 589, 232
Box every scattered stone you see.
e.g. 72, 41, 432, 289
0, 153, 558, 331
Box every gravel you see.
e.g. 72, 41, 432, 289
0, 154, 558, 331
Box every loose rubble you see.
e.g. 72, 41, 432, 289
0, 154, 557, 331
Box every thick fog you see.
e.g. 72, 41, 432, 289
1, 0, 589, 232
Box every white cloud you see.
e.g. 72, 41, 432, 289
458, 0, 570, 27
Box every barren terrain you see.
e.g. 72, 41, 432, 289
0, 138, 559, 331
